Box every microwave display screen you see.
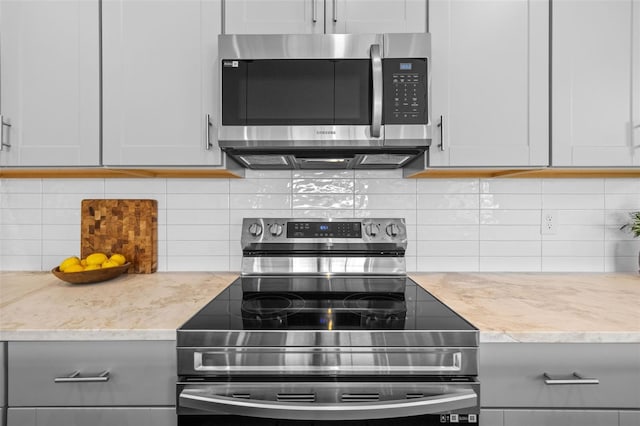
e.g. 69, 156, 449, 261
399, 63, 413, 70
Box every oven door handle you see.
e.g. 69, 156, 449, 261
179, 388, 477, 420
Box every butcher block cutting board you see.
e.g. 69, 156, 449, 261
81, 199, 157, 273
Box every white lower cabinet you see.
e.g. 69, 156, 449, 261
480, 409, 503, 426
6, 341, 176, 426
7, 407, 175, 426
620, 411, 640, 426
503, 410, 618, 426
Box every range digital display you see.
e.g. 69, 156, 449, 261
287, 222, 362, 238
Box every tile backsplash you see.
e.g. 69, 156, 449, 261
1, 171, 639, 273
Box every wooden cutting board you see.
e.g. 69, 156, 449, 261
81, 199, 158, 274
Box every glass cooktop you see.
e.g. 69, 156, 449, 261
180, 277, 476, 332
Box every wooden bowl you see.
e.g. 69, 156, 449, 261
51, 262, 131, 284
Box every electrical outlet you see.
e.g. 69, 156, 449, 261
541, 210, 558, 235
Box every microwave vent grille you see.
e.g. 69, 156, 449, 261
238, 155, 290, 167
359, 154, 413, 166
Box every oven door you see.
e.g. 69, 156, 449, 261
177, 380, 479, 425
218, 34, 383, 149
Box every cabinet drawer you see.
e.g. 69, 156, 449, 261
503, 409, 618, 426
8, 341, 176, 407
7, 407, 176, 426
480, 343, 640, 408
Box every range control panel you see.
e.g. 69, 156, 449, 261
287, 222, 361, 238
383, 58, 428, 124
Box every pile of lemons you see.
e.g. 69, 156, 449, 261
59, 253, 127, 273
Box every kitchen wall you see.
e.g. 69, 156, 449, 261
1, 171, 639, 273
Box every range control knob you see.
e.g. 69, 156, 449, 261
386, 223, 400, 237
248, 223, 263, 237
269, 223, 283, 236
365, 223, 380, 237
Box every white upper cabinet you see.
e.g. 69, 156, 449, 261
429, 0, 549, 167
0, 0, 100, 167
552, 0, 640, 166
224, 0, 426, 34
102, 0, 223, 166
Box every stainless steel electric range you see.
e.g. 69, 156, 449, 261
177, 218, 479, 425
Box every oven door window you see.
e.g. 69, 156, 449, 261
222, 59, 371, 125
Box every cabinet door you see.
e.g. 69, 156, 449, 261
102, 0, 222, 166
7, 407, 176, 426
620, 411, 640, 426
0, 0, 100, 167
503, 410, 618, 426
326, 0, 426, 34
552, 0, 640, 166
429, 0, 549, 167
224, 0, 324, 34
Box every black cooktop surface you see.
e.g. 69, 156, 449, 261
180, 276, 476, 332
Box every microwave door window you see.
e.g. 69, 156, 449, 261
334, 60, 371, 125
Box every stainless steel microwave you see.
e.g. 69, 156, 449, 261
217, 33, 431, 170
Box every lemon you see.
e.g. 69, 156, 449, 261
64, 264, 85, 273
80, 259, 88, 267
101, 259, 119, 269
109, 253, 126, 266
59, 256, 81, 272
84, 264, 101, 271
86, 253, 108, 266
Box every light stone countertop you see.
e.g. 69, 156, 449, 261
0, 271, 638, 343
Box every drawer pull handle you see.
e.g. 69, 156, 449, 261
543, 372, 599, 385
54, 370, 110, 383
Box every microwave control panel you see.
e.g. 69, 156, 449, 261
383, 58, 428, 124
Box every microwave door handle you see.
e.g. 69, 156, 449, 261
370, 43, 382, 138
179, 389, 477, 421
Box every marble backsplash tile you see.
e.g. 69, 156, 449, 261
1, 173, 639, 272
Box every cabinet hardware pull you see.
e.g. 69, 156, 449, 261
312, 0, 317, 23
54, 370, 110, 383
333, 0, 338, 22
205, 114, 213, 151
437, 115, 444, 151
543, 372, 599, 385
0, 115, 11, 151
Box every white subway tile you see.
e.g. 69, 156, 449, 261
43, 179, 105, 194
417, 225, 479, 241
231, 178, 291, 194
1, 255, 41, 271
606, 225, 638, 241
245, 169, 292, 179
168, 255, 229, 271
417, 179, 479, 194
0, 194, 41, 209
417, 210, 478, 225
41, 209, 79, 225
355, 170, 403, 179
167, 194, 229, 210
542, 241, 604, 257
480, 225, 540, 241
542, 257, 604, 272
415, 256, 479, 272
556, 210, 605, 226
542, 179, 604, 193
606, 210, 636, 226
0, 240, 41, 256
42, 240, 79, 256
604, 256, 639, 272
293, 194, 353, 209
541, 225, 603, 241
105, 179, 166, 194
167, 225, 228, 241
542, 194, 604, 209
229, 209, 292, 225
230, 255, 242, 271
356, 210, 417, 226
416, 241, 479, 257
230, 194, 291, 210
480, 241, 541, 257
0, 209, 41, 225
480, 179, 541, 194
104, 193, 167, 209
404, 256, 417, 272
604, 240, 640, 257
168, 240, 230, 256
479, 257, 541, 272
292, 209, 354, 218
167, 179, 229, 194
604, 178, 640, 194
417, 194, 478, 210
605, 193, 640, 210
292, 170, 354, 179
355, 194, 415, 210
1, 224, 42, 240
0, 179, 42, 193
44, 193, 104, 209
480, 210, 540, 225
167, 209, 229, 225
293, 179, 353, 194
480, 194, 541, 210
156, 256, 168, 272
42, 224, 79, 241
355, 179, 415, 194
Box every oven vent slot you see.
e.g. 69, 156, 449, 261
406, 393, 425, 399
277, 393, 316, 402
232, 393, 252, 399
341, 393, 380, 402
